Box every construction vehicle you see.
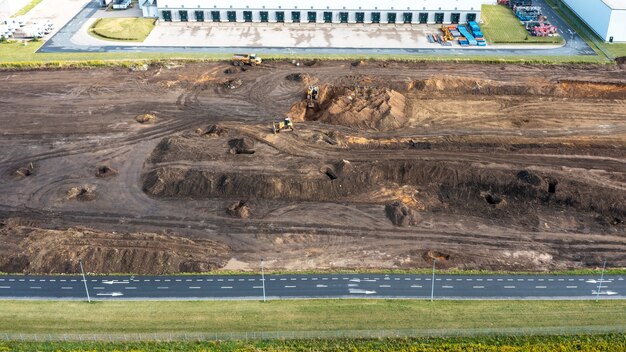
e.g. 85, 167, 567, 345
306, 85, 319, 108
272, 117, 294, 134
440, 25, 454, 42
232, 53, 262, 66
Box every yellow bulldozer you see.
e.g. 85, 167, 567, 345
232, 53, 262, 66
306, 85, 319, 108
272, 117, 294, 134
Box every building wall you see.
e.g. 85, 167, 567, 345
562, 0, 613, 41
607, 9, 626, 42
156, 0, 486, 24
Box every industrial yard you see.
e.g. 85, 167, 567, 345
0, 60, 624, 274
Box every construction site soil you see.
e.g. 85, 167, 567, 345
0, 61, 624, 274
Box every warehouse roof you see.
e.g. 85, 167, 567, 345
602, 0, 626, 10
158, 0, 486, 11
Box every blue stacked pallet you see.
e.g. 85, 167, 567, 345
468, 21, 487, 46
457, 25, 477, 46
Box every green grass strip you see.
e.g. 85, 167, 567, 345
89, 18, 156, 42
11, 0, 43, 17
1, 300, 625, 334
2, 334, 626, 352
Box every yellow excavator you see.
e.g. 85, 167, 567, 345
272, 117, 294, 134
306, 85, 319, 108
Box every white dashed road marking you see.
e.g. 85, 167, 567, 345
221, 286, 232, 289
0, 286, 10, 289
566, 286, 578, 289
61, 287, 72, 290
504, 286, 515, 289
535, 286, 547, 289
379, 285, 391, 288
157, 287, 168, 289
442, 286, 453, 289
125, 287, 136, 290
285, 285, 297, 288
473, 286, 484, 289
189, 287, 201, 289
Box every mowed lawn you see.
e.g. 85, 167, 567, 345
606, 43, 626, 58
481, 5, 563, 44
0, 300, 625, 334
90, 18, 156, 41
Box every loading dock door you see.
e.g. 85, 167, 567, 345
355, 12, 364, 23
434, 13, 444, 24
419, 13, 428, 24
339, 12, 348, 23
276, 11, 285, 22
403, 12, 412, 24
243, 11, 252, 22
323, 12, 332, 23
211, 11, 220, 22
162, 10, 172, 21
466, 13, 476, 22
292, 11, 300, 23
371, 12, 380, 23
195, 10, 204, 22
387, 13, 396, 24
179, 10, 188, 22
227, 11, 236, 22
308, 11, 316, 23
260, 11, 269, 22
451, 13, 460, 24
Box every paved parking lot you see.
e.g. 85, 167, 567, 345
39, 0, 595, 56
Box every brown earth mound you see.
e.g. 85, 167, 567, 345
385, 201, 421, 227
143, 158, 625, 231
66, 186, 96, 201
95, 165, 118, 178
0, 225, 231, 274
413, 75, 626, 99
13, 164, 35, 178
289, 85, 408, 131
135, 113, 156, 124
227, 200, 251, 219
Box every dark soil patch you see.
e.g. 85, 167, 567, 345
385, 201, 421, 227
286, 73, 303, 82
228, 138, 255, 154
95, 165, 118, 178
517, 170, 542, 186
224, 79, 243, 90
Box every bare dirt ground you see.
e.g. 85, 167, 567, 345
0, 61, 624, 274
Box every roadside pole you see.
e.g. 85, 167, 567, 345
430, 259, 436, 302
79, 260, 91, 303
595, 259, 607, 302
261, 259, 267, 302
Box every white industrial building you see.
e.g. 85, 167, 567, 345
143, 0, 492, 25
562, 0, 626, 42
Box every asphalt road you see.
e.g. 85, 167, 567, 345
38, 1, 595, 56
0, 274, 623, 300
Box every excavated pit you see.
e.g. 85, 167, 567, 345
289, 85, 408, 131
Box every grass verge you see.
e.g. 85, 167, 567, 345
1, 300, 625, 334
89, 18, 156, 42
480, 5, 563, 44
2, 334, 626, 351
11, 0, 43, 17
0, 41, 608, 68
